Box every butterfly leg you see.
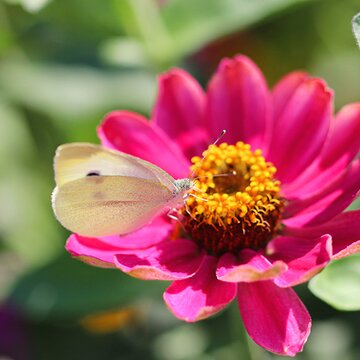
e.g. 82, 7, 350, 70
180, 194, 199, 222
167, 208, 180, 222
188, 193, 208, 202
167, 208, 188, 232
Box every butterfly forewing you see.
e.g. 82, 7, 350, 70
52, 143, 193, 236
54, 143, 176, 191
53, 175, 173, 236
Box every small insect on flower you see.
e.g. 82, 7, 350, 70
51, 142, 197, 237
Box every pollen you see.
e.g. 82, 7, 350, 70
182, 142, 284, 256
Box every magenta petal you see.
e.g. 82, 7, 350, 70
206, 55, 271, 150
284, 159, 360, 227
152, 68, 209, 159
114, 239, 204, 280
216, 249, 287, 282
268, 78, 333, 184
272, 71, 309, 119
164, 256, 237, 322
283, 103, 360, 199
267, 235, 332, 287
110, 216, 173, 250
65, 216, 173, 267
284, 210, 360, 260
333, 241, 360, 260
98, 110, 190, 178
317, 103, 360, 169
238, 281, 311, 356
66, 234, 117, 268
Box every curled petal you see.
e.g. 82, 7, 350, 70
333, 241, 360, 260
267, 235, 332, 287
216, 249, 287, 283
284, 210, 360, 260
238, 281, 311, 356
164, 256, 237, 322
114, 239, 204, 280
66, 234, 117, 268
98, 111, 190, 178
152, 68, 209, 159
65, 216, 173, 267
206, 55, 271, 151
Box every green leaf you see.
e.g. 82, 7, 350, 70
113, 0, 314, 67
352, 12, 360, 49
162, 0, 313, 61
0, 61, 156, 120
0, 98, 35, 165
347, 196, 360, 211
9, 254, 166, 320
4, 0, 52, 13
309, 254, 360, 311
100, 37, 149, 67
0, 98, 63, 267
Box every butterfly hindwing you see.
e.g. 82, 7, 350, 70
52, 175, 173, 236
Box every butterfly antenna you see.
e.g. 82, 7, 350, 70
193, 171, 237, 182
190, 129, 227, 178
213, 129, 227, 146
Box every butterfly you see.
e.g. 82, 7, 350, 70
52, 143, 195, 237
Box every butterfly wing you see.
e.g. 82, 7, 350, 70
54, 142, 176, 191
52, 143, 180, 236
52, 175, 173, 236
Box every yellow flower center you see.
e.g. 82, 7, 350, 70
181, 142, 284, 256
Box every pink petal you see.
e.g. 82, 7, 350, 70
114, 239, 204, 280
333, 241, 360, 260
238, 281, 311, 356
206, 55, 271, 151
152, 68, 209, 159
98, 110, 190, 178
66, 234, 117, 268
216, 249, 287, 282
283, 103, 360, 199
272, 71, 310, 120
267, 78, 333, 184
109, 216, 174, 250
164, 256, 237, 322
283, 159, 360, 227
267, 235, 332, 287
284, 210, 360, 260
65, 216, 173, 267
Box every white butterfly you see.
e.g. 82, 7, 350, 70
52, 143, 195, 237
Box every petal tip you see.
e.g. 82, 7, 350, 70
158, 67, 190, 82
304, 78, 334, 100
217, 54, 261, 75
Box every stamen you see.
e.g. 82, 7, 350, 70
182, 141, 284, 256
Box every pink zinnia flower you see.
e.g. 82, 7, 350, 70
66, 55, 360, 356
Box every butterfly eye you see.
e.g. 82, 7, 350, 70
87, 171, 100, 176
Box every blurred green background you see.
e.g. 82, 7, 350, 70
0, 0, 359, 359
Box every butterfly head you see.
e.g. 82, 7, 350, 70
173, 178, 195, 197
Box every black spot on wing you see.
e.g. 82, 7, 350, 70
87, 171, 100, 176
